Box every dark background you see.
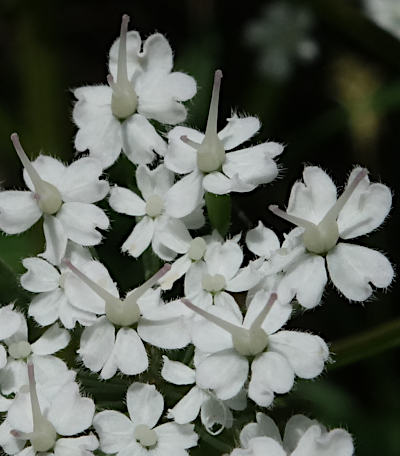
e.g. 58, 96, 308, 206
0, 0, 399, 454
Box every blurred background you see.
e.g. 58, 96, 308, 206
0, 0, 399, 454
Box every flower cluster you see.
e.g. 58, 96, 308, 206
0, 13, 395, 456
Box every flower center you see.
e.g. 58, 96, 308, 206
269, 168, 368, 255
63, 259, 170, 327
108, 14, 138, 120
181, 70, 226, 174
182, 293, 277, 357
8, 341, 32, 359
134, 424, 158, 447
11, 363, 57, 452
188, 237, 207, 261
11, 133, 63, 215
145, 194, 164, 217
202, 273, 226, 293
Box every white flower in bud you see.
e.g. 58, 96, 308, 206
269, 166, 394, 305
0, 134, 110, 265
183, 290, 329, 405
231, 413, 354, 456
93, 382, 198, 455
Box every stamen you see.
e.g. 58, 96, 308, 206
196, 70, 226, 173
268, 205, 317, 231
110, 14, 138, 119
323, 168, 368, 221
180, 135, 201, 150
11, 133, 63, 215
250, 292, 277, 330
11, 362, 57, 452
181, 298, 247, 338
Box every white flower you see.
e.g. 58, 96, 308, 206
231, 413, 354, 456
161, 354, 246, 435
0, 134, 109, 265
20, 245, 101, 329
109, 163, 204, 260
93, 382, 198, 456
1, 362, 96, 455
73, 15, 196, 169
269, 166, 394, 306
62, 259, 188, 378
184, 290, 329, 405
164, 70, 283, 217
184, 236, 263, 309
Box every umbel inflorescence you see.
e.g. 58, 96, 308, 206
0, 13, 395, 456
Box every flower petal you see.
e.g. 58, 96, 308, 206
246, 221, 281, 258
56, 202, 109, 245
167, 386, 206, 424
28, 289, 63, 326
93, 410, 135, 453
205, 239, 243, 281
165, 126, 200, 174
109, 186, 145, 216
201, 396, 233, 435
127, 382, 163, 428
156, 217, 192, 254
0, 305, 23, 339
23, 155, 66, 190
327, 243, 394, 301
114, 328, 148, 376
196, 349, 249, 400
21, 257, 60, 292
218, 115, 260, 150
31, 324, 70, 355
121, 114, 167, 165
154, 422, 198, 449
161, 356, 195, 385
164, 171, 204, 218
0, 191, 41, 234
122, 216, 154, 257
240, 412, 282, 448
269, 330, 329, 378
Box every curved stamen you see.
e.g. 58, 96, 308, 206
250, 292, 277, 330
181, 135, 201, 150
205, 70, 223, 137
269, 205, 317, 231
117, 14, 130, 87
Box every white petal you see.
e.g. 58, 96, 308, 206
78, 317, 115, 373
57, 202, 109, 246
246, 222, 281, 258
201, 397, 233, 435
168, 386, 206, 424
269, 331, 329, 378
161, 356, 195, 385
73, 85, 122, 169
165, 171, 204, 218
292, 425, 354, 456
138, 313, 191, 349
114, 328, 148, 376
226, 263, 265, 292
196, 349, 249, 400
151, 231, 178, 261
243, 437, 286, 456
0, 359, 26, 395
141, 33, 173, 73
0, 190, 41, 234
109, 30, 141, 78
121, 114, 166, 165
0, 345, 6, 369
23, 155, 66, 190
243, 290, 292, 335
203, 172, 254, 194
54, 434, 99, 456
165, 126, 200, 174
60, 157, 109, 203
28, 289, 63, 326
287, 167, 337, 224
0, 305, 22, 339
136, 164, 174, 200
327, 243, 394, 301
181, 205, 205, 229
0, 392, 12, 411
218, 115, 260, 150
184, 261, 206, 299
223, 142, 280, 186
154, 422, 198, 449
0, 420, 25, 454
280, 253, 327, 309
41, 214, 68, 265
127, 382, 163, 428
21, 257, 60, 292
156, 217, 192, 254
205, 239, 243, 281
122, 216, 154, 257
109, 186, 146, 216
58, 298, 98, 330
48, 382, 95, 435
93, 410, 135, 453
240, 412, 282, 448
159, 255, 192, 290
338, 168, 392, 239
31, 324, 70, 355
283, 414, 319, 452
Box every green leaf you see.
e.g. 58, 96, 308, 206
0, 257, 29, 307
205, 192, 231, 237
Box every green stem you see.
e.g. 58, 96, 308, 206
330, 318, 400, 369
205, 192, 231, 237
